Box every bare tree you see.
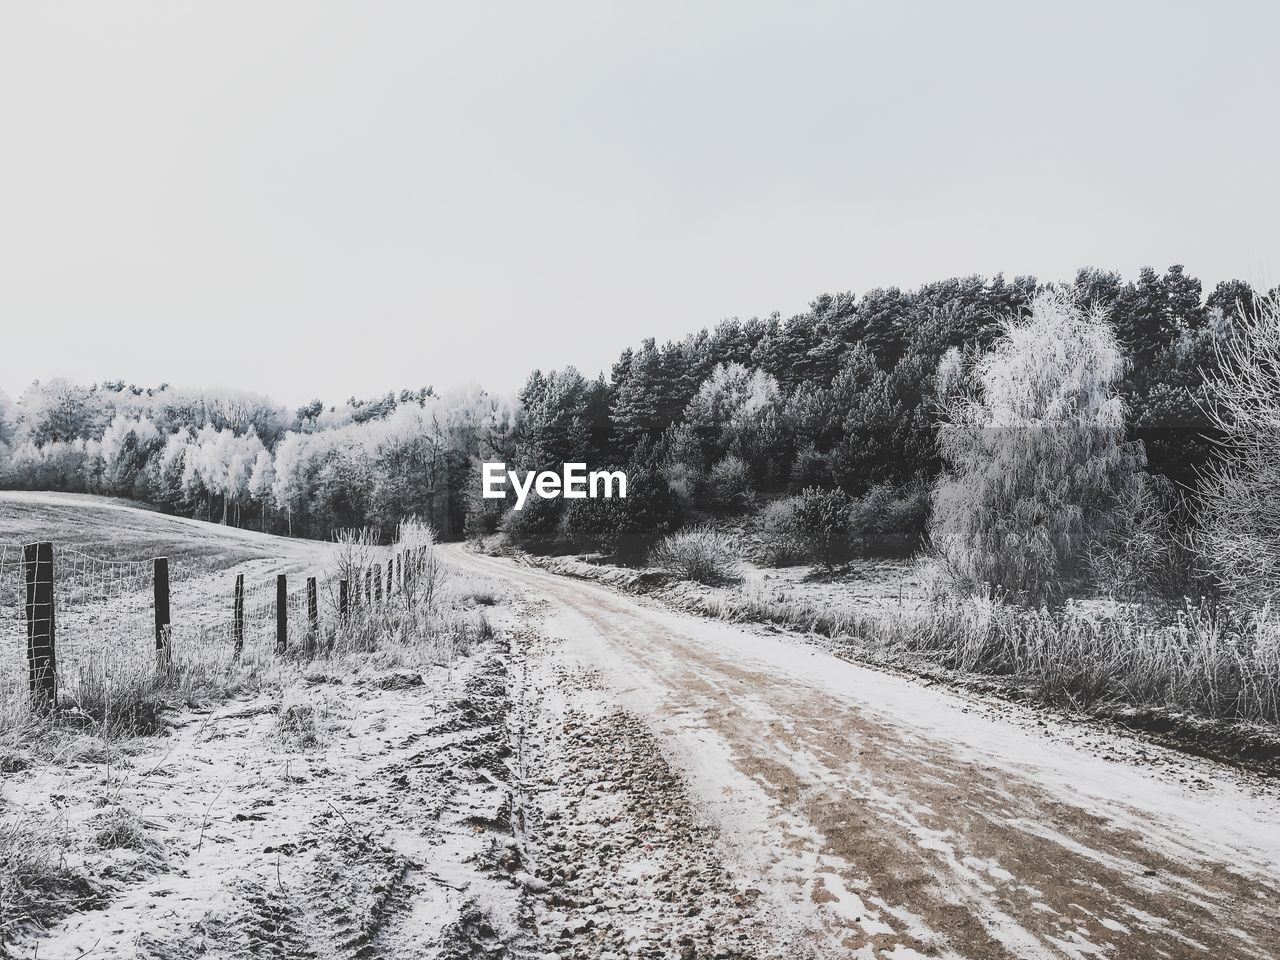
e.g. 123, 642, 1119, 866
1200, 293, 1280, 603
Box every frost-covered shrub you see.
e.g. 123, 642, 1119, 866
660, 459, 702, 510
706, 454, 753, 514
789, 443, 832, 492
464, 486, 505, 540
1086, 474, 1203, 603
849, 480, 930, 554
561, 463, 682, 561
760, 497, 806, 566
791, 487, 855, 569
650, 527, 741, 584
502, 495, 563, 552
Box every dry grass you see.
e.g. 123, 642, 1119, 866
0, 819, 102, 946
274, 687, 330, 748
90, 806, 158, 857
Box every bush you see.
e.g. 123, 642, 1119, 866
792, 487, 855, 569
789, 444, 832, 492
849, 480, 930, 554
501, 495, 564, 552
760, 497, 806, 566
660, 459, 702, 510
561, 463, 682, 561
650, 527, 742, 584
464, 487, 505, 539
1086, 475, 1205, 603
706, 454, 753, 514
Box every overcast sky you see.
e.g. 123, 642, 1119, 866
1, 2, 1277, 407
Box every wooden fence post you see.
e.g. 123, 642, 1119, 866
276, 574, 288, 653
233, 573, 245, 657
386, 559, 393, 599
364, 567, 372, 605
403, 551, 413, 599
373, 563, 382, 604
23, 541, 56, 710
154, 557, 171, 670
306, 576, 318, 647
339, 578, 349, 621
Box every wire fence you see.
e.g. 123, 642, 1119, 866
0, 533, 435, 710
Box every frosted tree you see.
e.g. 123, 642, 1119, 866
0, 388, 16, 450
17, 378, 104, 444
98, 415, 161, 496
271, 432, 313, 535
930, 288, 1145, 603
684, 363, 781, 463
1199, 293, 1280, 603
248, 449, 276, 528
180, 425, 264, 523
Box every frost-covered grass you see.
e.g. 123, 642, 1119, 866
0, 818, 101, 944
274, 686, 331, 748
0, 529, 509, 949
699, 585, 1280, 724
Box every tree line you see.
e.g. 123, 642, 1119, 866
0, 264, 1270, 600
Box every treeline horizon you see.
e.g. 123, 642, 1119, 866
0, 264, 1265, 554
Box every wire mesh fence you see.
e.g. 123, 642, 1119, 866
0, 531, 438, 711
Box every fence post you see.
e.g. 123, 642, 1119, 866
276, 574, 288, 653
23, 541, 56, 710
403, 551, 413, 600
339, 578, 349, 621
373, 563, 382, 604
365, 567, 373, 605
154, 557, 171, 671
386, 559, 393, 599
306, 576, 318, 648
233, 573, 245, 657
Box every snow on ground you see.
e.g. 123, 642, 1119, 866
2, 640, 531, 959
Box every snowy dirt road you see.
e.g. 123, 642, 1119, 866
447, 545, 1280, 960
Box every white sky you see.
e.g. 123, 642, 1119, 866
1, 2, 1277, 407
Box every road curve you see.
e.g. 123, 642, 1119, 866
444, 544, 1280, 960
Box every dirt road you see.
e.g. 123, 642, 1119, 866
447, 545, 1280, 960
